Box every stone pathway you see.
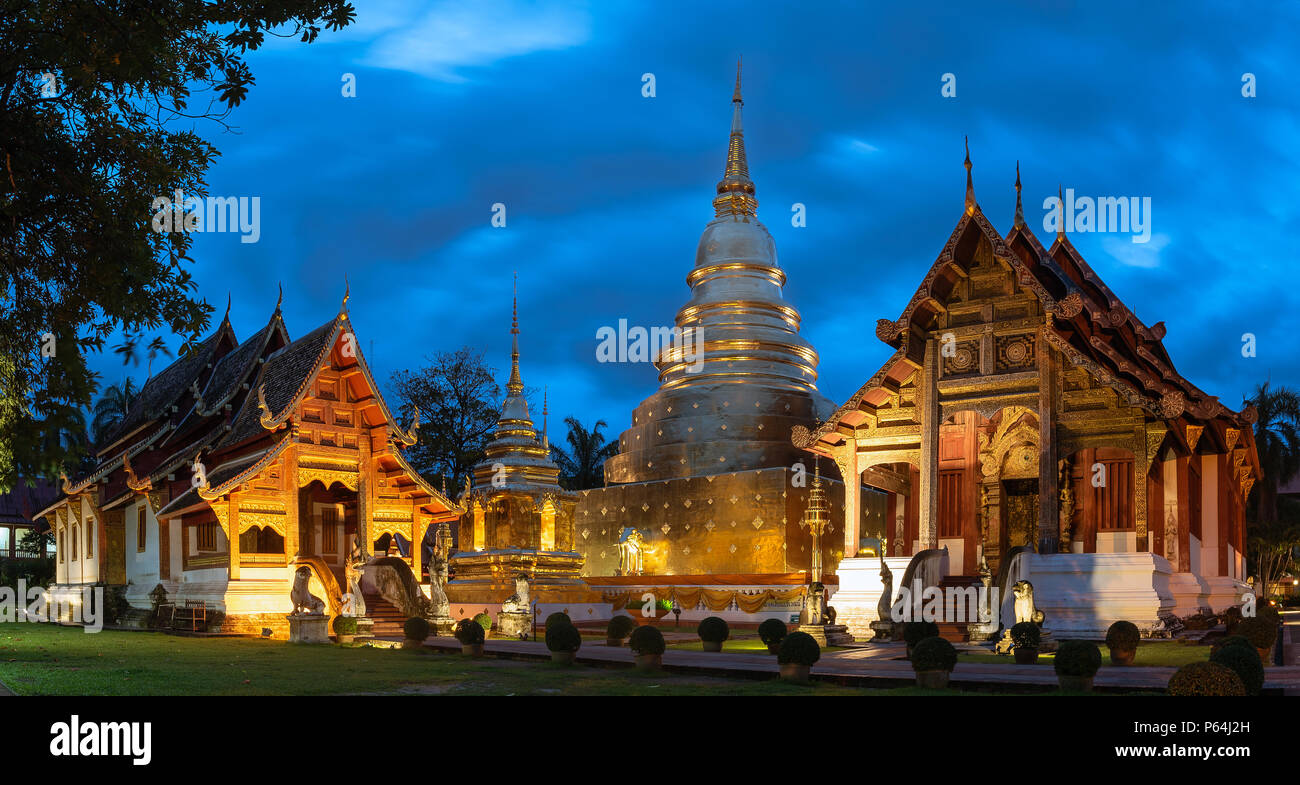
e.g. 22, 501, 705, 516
409, 636, 1300, 693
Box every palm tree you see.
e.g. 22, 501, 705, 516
1246, 381, 1300, 527
550, 416, 618, 490
92, 378, 139, 444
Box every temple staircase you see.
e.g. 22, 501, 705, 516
362, 593, 406, 639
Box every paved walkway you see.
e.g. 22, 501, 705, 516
413, 635, 1300, 694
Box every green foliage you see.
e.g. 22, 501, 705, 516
388, 348, 501, 488
1054, 640, 1102, 677
902, 621, 939, 647
628, 625, 665, 656
1234, 616, 1276, 649
550, 416, 619, 490
0, 0, 356, 489
910, 636, 957, 673
1010, 621, 1041, 649
454, 618, 485, 645
544, 622, 581, 653
472, 613, 492, 633
1209, 643, 1264, 696
1104, 620, 1140, 650
331, 616, 357, 635
777, 631, 821, 666
697, 616, 729, 643
606, 615, 637, 640
544, 612, 571, 631
402, 617, 430, 642
1167, 662, 1246, 696
758, 618, 788, 647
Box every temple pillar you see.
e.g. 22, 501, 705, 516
472, 502, 486, 551
228, 496, 241, 581
918, 338, 940, 549
1037, 342, 1059, 553
984, 479, 1003, 572
357, 442, 371, 561
539, 501, 556, 551
1200, 454, 1221, 577
1174, 455, 1191, 572
838, 442, 860, 558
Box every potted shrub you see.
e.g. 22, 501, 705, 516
332, 615, 358, 645
1054, 640, 1102, 692
629, 625, 666, 671
1104, 620, 1140, 665
697, 616, 729, 652
473, 612, 493, 639
1209, 640, 1264, 696
454, 618, 485, 657
1010, 621, 1041, 664
606, 615, 637, 647
544, 612, 571, 632
545, 621, 582, 665
776, 631, 821, 684
910, 636, 957, 689
402, 617, 430, 650
1166, 662, 1246, 696
902, 620, 939, 659
1234, 617, 1277, 665
758, 618, 788, 654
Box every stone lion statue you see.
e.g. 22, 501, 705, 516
502, 572, 530, 614
291, 565, 326, 616
1012, 579, 1045, 624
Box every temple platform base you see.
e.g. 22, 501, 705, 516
287, 614, 329, 644
798, 624, 853, 647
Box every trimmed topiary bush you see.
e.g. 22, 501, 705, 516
545, 622, 582, 653
1235, 616, 1276, 649
1167, 662, 1246, 696
1055, 640, 1102, 677
758, 618, 788, 650
911, 636, 957, 673
454, 618, 485, 645
777, 631, 821, 666
1211, 634, 1253, 655
1105, 620, 1140, 650
628, 624, 666, 656
544, 612, 572, 631
332, 615, 357, 635
473, 613, 492, 634
697, 616, 730, 643
1010, 621, 1041, 649
606, 615, 637, 643
1209, 642, 1264, 696
902, 621, 940, 648
403, 616, 430, 642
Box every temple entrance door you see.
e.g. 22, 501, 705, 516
1002, 478, 1039, 553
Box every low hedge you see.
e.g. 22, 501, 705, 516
628, 625, 666, 656
1234, 616, 1276, 649
697, 616, 730, 643
1009, 621, 1041, 649
1167, 662, 1246, 696
910, 636, 957, 673
1054, 640, 1102, 678
332, 615, 357, 635
606, 615, 637, 641
545, 622, 582, 653
1209, 643, 1264, 696
403, 617, 430, 642
472, 613, 492, 633
1104, 620, 1140, 650
544, 612, 572, 631
454, 618, 485, 645
758, 618, 788, 648
777, 631, 821, 666
902, 620, 939, 648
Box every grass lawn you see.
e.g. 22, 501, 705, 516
0, 624, 935, 696
957, 641, 1211, 667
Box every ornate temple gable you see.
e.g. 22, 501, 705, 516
793, 350, 920, 455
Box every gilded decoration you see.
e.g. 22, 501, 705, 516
977, 406, 1039, 479
297, 465, 359, 491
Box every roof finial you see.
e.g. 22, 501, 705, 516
1057, 184, 1066, 239
222, 292, 232, 323
964, 136, 975, 214
507, 272, 523, 396
542, 386, 549, 449
340, 275, 350, 317
714, 61, 757, 219
1014, 161, 1024, 228
274, 282, 283, 314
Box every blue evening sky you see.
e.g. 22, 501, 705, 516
95, 1, 1300, 437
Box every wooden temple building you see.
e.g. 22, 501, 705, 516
794, 150, 1263, 638
37, 293, 462, 636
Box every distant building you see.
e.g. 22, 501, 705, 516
0, 478, 59, 561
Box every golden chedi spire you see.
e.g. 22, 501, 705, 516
507, 271, 523, 396
714, 58, 757, 218
964, 136, 976, 215
1014, 161, 1025, 228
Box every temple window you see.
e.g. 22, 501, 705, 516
239, 526, 284, 554
321, 508, 338, 553
71, 526, 78, 561
1094, 457, 1135, 531
197, 522, 217, 551
85, 519, 94, 558
58, 530, 64, 562
137, 507, 147, 552
936, 470, 964, 538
